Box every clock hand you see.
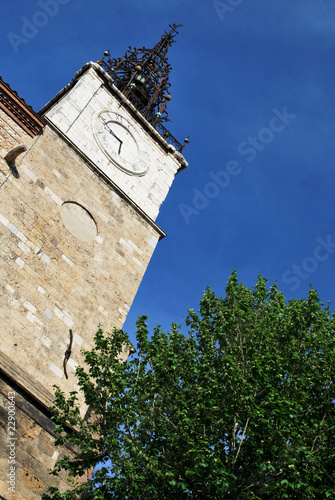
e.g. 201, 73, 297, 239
107, 127, 122, 143
105, 123, 123, 154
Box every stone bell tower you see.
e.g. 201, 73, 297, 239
0, 25, 187, 499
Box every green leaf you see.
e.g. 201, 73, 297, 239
43, 272, 335, 499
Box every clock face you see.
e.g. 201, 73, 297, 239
93, 110, 149, 176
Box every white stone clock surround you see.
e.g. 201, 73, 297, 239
42, 63, 187, 221
92, 109, 150, 176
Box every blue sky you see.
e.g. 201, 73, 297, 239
2, 0, 335, 347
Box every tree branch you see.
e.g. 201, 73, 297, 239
233, 417, 249, 465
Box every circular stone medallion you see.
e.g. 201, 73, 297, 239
61, 202, 97, 243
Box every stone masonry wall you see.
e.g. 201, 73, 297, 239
0, 108, 34, 156
0, 80, 169, 497
0, 375, 80, 499
0, 121, 160, 410
0, 108, 34, 185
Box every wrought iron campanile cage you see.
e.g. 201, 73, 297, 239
98, 24, 188, 153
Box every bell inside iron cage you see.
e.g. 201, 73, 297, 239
130, 73, 151, 109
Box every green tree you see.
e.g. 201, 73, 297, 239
43, 272, 335, 499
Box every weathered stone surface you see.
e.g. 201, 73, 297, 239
0, 108, 34, 159
0, 64, 185, 498
0, 120, 162, 408
0, 378, 73, 499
